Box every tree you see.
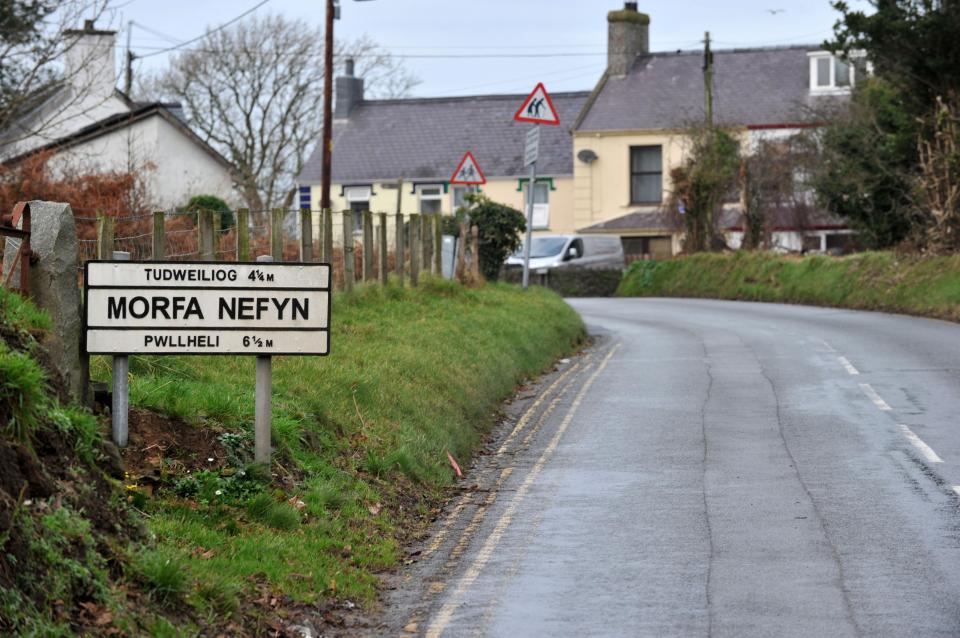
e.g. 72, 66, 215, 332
830, 1, 960, 113
0, 1, 111, 151
147, 14, 418, 212
670, 127, 740, 253
811, 79, 919, 249
454, 193, 526, 281
740, 134, 819, 250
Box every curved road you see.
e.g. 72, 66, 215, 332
388, 299, 960, 638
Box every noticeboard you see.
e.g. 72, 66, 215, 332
84, 261, 331, 356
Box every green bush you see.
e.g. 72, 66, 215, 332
0, 340, 49, 441
246, 493, 301, 530
185, 194, 233, 228
502, 267, 623, 297
453, 193, 526, 281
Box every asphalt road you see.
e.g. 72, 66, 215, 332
386, 298, 960, 638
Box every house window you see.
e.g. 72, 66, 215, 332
419, 186, 443, 214
630, 145, 662, 204
452, 185, 477, 210
808, 51, 867, 93
523, 181, 550, 229
344, 186, 371, 233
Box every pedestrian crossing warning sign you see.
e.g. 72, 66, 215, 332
449, 151, 486, 185
513, 82, 560, 125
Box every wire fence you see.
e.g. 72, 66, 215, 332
67, 207, 458, 290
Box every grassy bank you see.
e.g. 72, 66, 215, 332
89, 278, 584, 633
618, 251, 960, 321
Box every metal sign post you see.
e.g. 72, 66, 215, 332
111, 250, 131, 447
514, 82, 560, 291
521, 126, 539, 291
254, 254, 273, 464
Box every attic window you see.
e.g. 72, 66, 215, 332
808, 51, 868, 94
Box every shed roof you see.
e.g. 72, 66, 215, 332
576, 45, 841, 132
298, 91, 589, 185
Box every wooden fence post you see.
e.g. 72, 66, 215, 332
471, 225, 481, 281
434, 214, 443, 275
237, 208, 250, 261
270, 208, 284, 261
362, 210, 373, 281
300, 208, 313, 262
455, 221, 468, 281
198, 210, 215, 260
421, 215, 431, 277
395, 212, 404, 285
409, 213, 420, 286
152, 211, 165, 260
342, 211, 355, 292
96, 213, 114, 260
378, 212, 388, 285
323, 208, 333, 263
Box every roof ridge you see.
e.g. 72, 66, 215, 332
648, 43, 821, 57
360, 90, 592, 106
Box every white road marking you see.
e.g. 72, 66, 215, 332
859, 383, 891, 411
952, 486, 960, 497
818, 338, 837, 353
424, 344, 621, 638
837, 356, 860, 375
899, 425, 944, 463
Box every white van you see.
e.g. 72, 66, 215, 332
505, 234, 625, 271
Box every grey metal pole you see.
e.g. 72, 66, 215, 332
521, 132, 538, 290
255, 254, 273, 464
111, 251, 131, 447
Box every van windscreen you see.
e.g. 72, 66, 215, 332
517, 237, 568, 258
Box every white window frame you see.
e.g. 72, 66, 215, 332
807, 50, 869, 95
417, 184, 443, 215
344, 186, 372, 234
523, 181, 551, 230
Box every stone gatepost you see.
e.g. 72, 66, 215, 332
3, 201, 86, 402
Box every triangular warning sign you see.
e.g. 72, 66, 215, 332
449, 151, 486, 185
513, 82, 560, 125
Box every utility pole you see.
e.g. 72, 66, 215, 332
703, 31, 714, 130
124, 20, 135, 96
320, 0, 335, 211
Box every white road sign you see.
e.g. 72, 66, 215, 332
85, 261, 331, 355
524, 126, 540, 167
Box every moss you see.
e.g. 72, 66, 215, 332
608, 9, 650, 25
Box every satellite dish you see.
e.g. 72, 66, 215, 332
577, 149, 598, 164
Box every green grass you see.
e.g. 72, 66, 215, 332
618, 251, 960, 321
93, 278, 584, 608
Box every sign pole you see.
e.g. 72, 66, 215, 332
111, 250, 131, 447
522, 128, 539, 291
254, 254, 273, 465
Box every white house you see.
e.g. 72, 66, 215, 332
0, 21, 237, 210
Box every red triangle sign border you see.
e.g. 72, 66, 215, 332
449, 151, 487, 185
513, 82, 560, 126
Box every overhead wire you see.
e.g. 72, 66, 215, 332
135, 0, 271, 58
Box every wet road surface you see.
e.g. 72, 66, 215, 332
384, 299, 960, 637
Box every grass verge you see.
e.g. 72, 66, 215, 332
91, 278, 584, 631
617, 251, 960, 321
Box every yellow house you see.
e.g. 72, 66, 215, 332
570, 3, 859, 259
296, 61, 588, 244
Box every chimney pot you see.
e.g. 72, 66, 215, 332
345, 58, 355, 76
83, 19, 95, 31
624, 2, 638, 10
335, 63, 364, 119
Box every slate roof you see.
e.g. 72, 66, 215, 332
579, 206, 846, 234
576, 45, 840, 132
298, 91, 589, 185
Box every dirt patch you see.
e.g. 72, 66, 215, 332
121, 408, 229, 481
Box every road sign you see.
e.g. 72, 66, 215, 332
514, 82, 560, 126
84, 261, 331, 355
449, 151, 486, 185
523, 126, 540, 168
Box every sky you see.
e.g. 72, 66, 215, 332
99, 0, 872, 98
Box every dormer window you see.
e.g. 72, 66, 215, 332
808, 51, 868, 94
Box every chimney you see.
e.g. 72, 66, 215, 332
63, 21, 117, 99
607, 2, 650, 76
335, 58, 365, 119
